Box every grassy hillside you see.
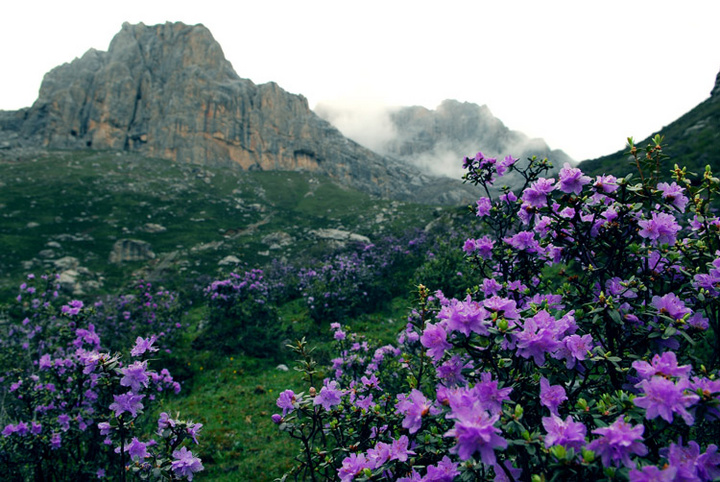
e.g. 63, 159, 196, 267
579, 95, 720, 180
0, 149, 452, 301
0, 148, 476, 480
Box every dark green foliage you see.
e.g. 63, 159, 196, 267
580, 96, 720, 181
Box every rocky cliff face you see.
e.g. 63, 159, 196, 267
7, 22, 478, 205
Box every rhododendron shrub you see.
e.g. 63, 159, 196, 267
200, 269, 281, 356
0, 275, 201, 480
275, 137, 720, 481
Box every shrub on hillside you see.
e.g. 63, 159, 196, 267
274, 137, 720, 481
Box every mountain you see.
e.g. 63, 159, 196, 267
579, 69, 720, 179
316, 99, 574, 179
0, 22, 478, 205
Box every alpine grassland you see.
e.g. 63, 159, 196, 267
1, 137, 719, 481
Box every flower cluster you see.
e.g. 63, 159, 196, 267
0, 275, 201, 480
275, 138, 720, 481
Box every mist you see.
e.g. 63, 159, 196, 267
314, 99, 574, 181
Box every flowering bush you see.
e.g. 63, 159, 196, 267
298, 232, 429, 324
201, 269, 281, 357
274, 137, 720, 481
0, 275, 202, 480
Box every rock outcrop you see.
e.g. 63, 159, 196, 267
109, 239, 155, 264
6, 22, 478, 205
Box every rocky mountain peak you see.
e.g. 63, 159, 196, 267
4, 21, 479, 205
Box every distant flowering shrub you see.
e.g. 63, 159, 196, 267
298, 231, 429, 323
89, 280, 185, 356
202, 269, 281, 356
0, 275, 201, 480
275, 136, 720, 481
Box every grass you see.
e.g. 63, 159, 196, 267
0, 147, 456, 480
0, 149, 447, 301
154, 292, 415, 481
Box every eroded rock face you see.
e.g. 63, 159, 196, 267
14, 21, 478, 204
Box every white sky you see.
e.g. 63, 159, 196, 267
2, 0, 719, 161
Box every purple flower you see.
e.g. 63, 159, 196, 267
158, 412, 176, 431
126, 437, 148, 461
593, 174, 619, 194
556, 333, 593, 369
2, 424, 16, 437
651, 293, 691, 321
628, 465, 677, 482
436, 356, 471, 386
131, 335, 158, 357
473, 372, 513, 415
58, 413, 71, 432
557, 163, 591, 194
276, 389, 297, 416
397, 389, 437, 434
586, 416, 647, 468
120, 360, 150, 392
438, 296, 489, 337
638, 212, 681, 246
504, 231, 541, 253
313, 380, 343, 411
542, 414, 587, 450
634, 376, 699, 425
445, 407, 507, 464
632, 351, 692, 380
338, 453, 372, 481
390, 435, 415, 462
540, 377, 567, 416
476, 197, 493, 217
657, 182, 689, 212
171, 446, 204, 481
697, 444, 720, 481
109, 392, 145, 418
365, 442, 391, 469
424, 455, 459, 482
521, 178, 555, 208
61, 300, 84, 316
420, 323, 452, 362
515, 311, 563, 366
51, 432, 61, 450
462, 238, 477, 254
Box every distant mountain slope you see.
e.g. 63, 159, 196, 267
0, 149, 447, 299
316, 99, 573, 180
0, 22, 478, 205
579, 69, 720, 179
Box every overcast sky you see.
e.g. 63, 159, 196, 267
2, 0, 719, 161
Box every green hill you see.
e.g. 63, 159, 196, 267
579, 73, 720, 180
0, 149, 449, 301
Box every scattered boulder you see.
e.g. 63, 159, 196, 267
309, 228, 370, 245
218, 255, 241, 266
109, 239, 155, 264
261, 231, 294, 250
53, 256, 80, 271
141, 223, 167, 233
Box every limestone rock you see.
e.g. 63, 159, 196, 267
218, 255, 241, 266
141, 223, 167, 233
109, 239, 155, 263
9, 21, 479, 205
309, 228, 371, 247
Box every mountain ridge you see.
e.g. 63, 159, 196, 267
0, 22, 479, 205
578, 67, 720, 179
